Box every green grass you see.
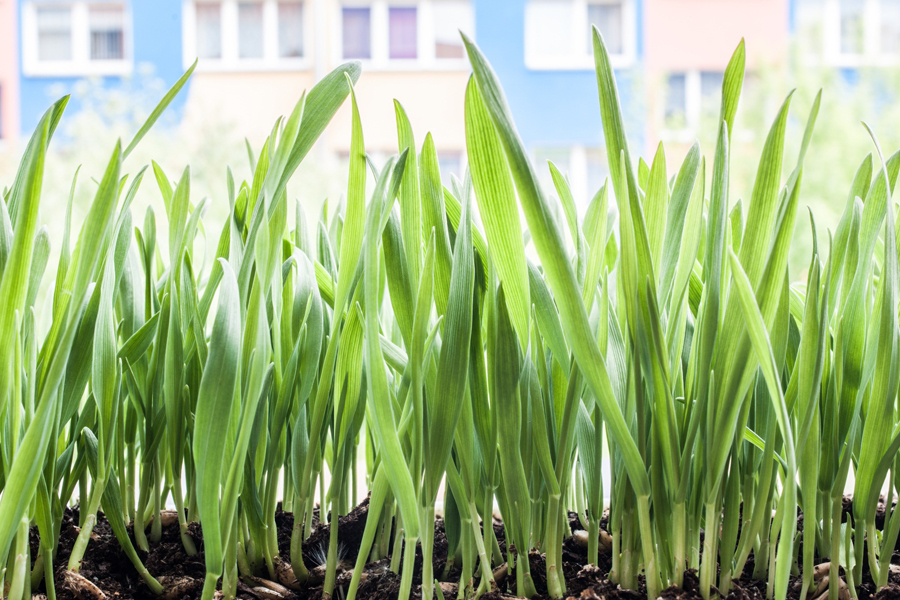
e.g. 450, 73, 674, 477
0, 31, 899, 600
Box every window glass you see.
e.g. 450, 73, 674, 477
89, 5, 125, 61
534, 148, 572, 199
700, 71, 723, 117
585, 148, 608, 201
438, 153, 462, 183
664, 73, 687, 129
238, 2, 264, 59
839, 0, 865, 55
37, 5, 73, 61
195, 3, 222, 59
433, 1, 472, 59
342, 7, 371, 59
795, 0, 823, 57
389, 7, 418, 59
588, 1, 623, 55
278, 1, 304, 58
526, 0, 574, 60
882, 0, 900, 54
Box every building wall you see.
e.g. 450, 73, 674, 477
473, 0, 644, 205
642, 0, 788, 156
475, 0, 644, 150
0, 0, 19, 141
18, 0, 186, 134
645, 0, 787, 73
179, 0, 472, 165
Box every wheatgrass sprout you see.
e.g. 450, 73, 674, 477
7, 25, 900, 600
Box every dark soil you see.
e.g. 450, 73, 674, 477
23, 498, 900, 600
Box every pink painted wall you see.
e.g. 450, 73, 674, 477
0, 0, 18, 142
644, 0, 789, 72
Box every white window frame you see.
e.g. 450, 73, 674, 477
812, 0, 900, 66
533, 145, 609, 211
182, 0, 313, 71
659, 71, 701, 144
22, 1, 132, 77
524, 0, 636, 71
334, 0, 473, 71
659, 69, 755, 143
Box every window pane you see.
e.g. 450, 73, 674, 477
665, 73, 687, 129
196, 3, 222, 59
796, 0, 823, 57
389, 7, 417, 59
278, 2, 304, 58
585, 148, 608, 202
839, 0, 865, 55
342, 7, 371, 59
588, 2, 623, 55
37, 6, 72, 61
438, 153, 462, 182
882, 0, 900, 54
238, 2, 264, 59
90, 5, 125, 61
534, 148, 571, 198
433, 1, 472, 59
700, 71, 723, 117
526, 0, 573, 60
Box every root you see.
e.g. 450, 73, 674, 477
63, 571, 107, 600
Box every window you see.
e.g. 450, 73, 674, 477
433, 1, 471, 59
839, 0, 865, 55
439, 153, 463, 183
699, 71, 723, 119
195, 3, 222, 59
801, 0, 900, 65
278, 1, 304, 58
186, 1, 309, 69
525, 0, 634, 70
585, 148, 608, 200
389, 7, 418, 59
90, 5, 125, 60
25, 2, 130, 76
534, 147, 607, 210
587, 1, 622, 55
662, 70, 725, 138
342, 7, 372, 59
339, 2, 473, 68
528, 1, 574, 60
36, 6, 73, 62
882, 0, 900, 54
664, 73, 687, 130
238, 2, 264, 59
796, 0, 824, 58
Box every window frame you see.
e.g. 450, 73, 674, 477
335, 0, 474, 71
182, 0, 312, 71
532, 145, 610, 211
524, 0, 636, 71
22, 1, 132, 77
659, 69, 729, 143
802, 0, 900, 66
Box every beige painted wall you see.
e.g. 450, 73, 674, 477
326, 70, 469, 154
644, 0, 788, 72
182, 0, 470, 158
183, 71, 317, 143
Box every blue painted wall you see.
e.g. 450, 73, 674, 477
472, 0, 644, 152
18, 0, 186, 134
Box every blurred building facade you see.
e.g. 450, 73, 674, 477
0, 0, 18, 143
8, 0, 900, 201
477, 0, 643, 206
